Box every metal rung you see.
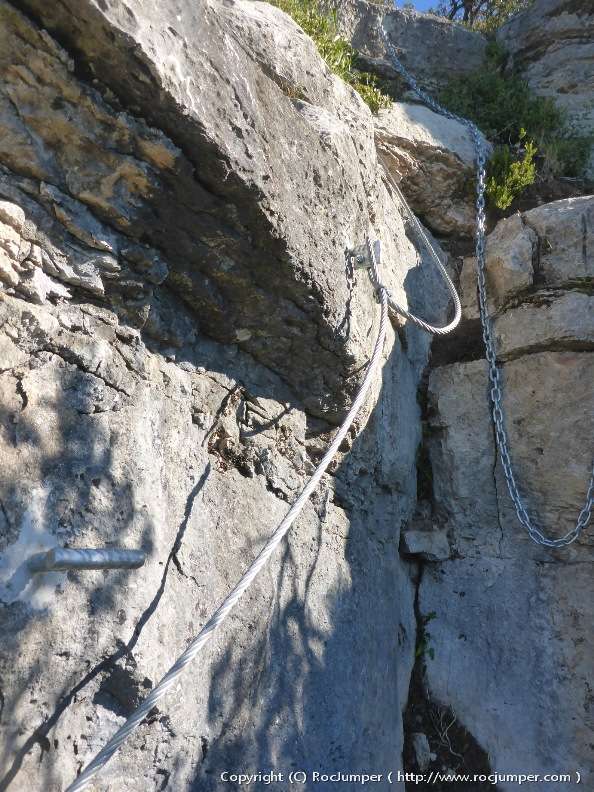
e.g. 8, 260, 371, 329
28, 547, 146, 573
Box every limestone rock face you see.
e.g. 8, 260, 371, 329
400, 527, 450, 562
0, 288, 421, 792
497, 0, 594, 176
0, 1, 455, 790
461, 196, 594, 319
0, 0, 592, 789
7, 0, 430, 421
375, 103, 481, 236
334, 0, 487, 94
421, 195, 594, 788
332, 2, 489, 237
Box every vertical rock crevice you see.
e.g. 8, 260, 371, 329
0, 0, 592, 789
402, 574, 497, 790
400, 377, 497, 789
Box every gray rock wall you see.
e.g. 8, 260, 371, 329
0, 286, 423, 791
0, 0, 592, 790
498, 0, 594, 177
333, 0, 487, 94
420, 198, 594, 789
0, 1, 453, 789
374, 104, 482, 237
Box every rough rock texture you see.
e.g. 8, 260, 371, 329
2, 0, 422, 421
400, 528, 450, 562
332, 0, 488, 237
0, 289, 422, 792
420, 196, 594, 789
460, 197, 594, 327
0, 0, 592, 790
498, 0, 594, 176
375, 103, 480, 237
0, 1, 458, 790
334, 0, 487, 94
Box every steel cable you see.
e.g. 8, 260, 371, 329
379, 158, 461, 335
65, 247, 389, 791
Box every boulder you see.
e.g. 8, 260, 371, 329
400, 528, 451, 561
375, 102, 481, 236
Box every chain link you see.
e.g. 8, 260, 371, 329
380, 23, 594, 548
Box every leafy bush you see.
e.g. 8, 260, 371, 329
351, 70, 392, 114
440, 42, 592, 209
267, 0, 391, 113
486, 135, 537, 209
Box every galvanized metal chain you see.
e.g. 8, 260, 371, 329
380, 23, 593, 548
64, 246, 389, 791
55, 26, 593, 792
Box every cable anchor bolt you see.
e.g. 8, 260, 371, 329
28, 547, 147, 574
348, 240, 380, 270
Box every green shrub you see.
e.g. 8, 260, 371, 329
539, 136, 593, 179
351, 71, 392, 114
267, 0, 391, 113
440, 41, 591, 209
439, 43, 562, 144
486, 136, 537, 209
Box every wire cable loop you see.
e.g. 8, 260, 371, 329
379, 161, 461, 336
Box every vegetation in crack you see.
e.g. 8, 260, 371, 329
415, 610, 437, 661
440, 42, 592, 210
266, 0, 392, 112
486, 132, 537, 211
403, 568, 498, 789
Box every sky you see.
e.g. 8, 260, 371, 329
395, 0, 437, 11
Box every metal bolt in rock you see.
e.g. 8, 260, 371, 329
28, 547, 146, 573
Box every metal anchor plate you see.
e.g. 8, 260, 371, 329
348, 239, 381, 269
